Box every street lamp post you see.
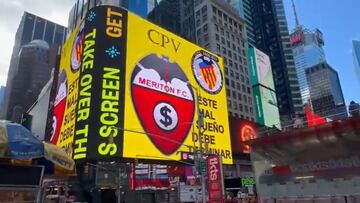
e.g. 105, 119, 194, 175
187, 82, 207, 203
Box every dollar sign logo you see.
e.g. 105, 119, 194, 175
154, 102, 178, 131
160, 105, 172, 127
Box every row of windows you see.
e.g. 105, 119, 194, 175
212, 5, 243, 33
226, 87, 252, 105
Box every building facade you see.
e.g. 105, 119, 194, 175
305, 62, 347, 120
194, 0, 256, 120
147, 0, 196, 42
290, 27, 326, 104
67, 0, 157, 33
3, 12, 66, 120
353, 40, 360, 86
5, 40, 58, 122
228, 0, 303, 127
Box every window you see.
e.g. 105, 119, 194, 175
226, 31, 229, 38
196, 19, 201, 26
197, 29, 201, 36
242, 85, 246, 92
232, 91, 236, 98
220, 27, 224, 35
201, 5, 207, 13
238, 93, 242, 100
215, 24, 219, 31
239, 103, 243, 111
212, 6, 217, 14
243, 95, 247, 102
245, 105, 249, 113
247, 87, 251, 94
202, 13, 208, 22
215, 34, 219, 41
222, 47, 226, 55
203, 24, 208, 32
196, 10, 200, 18
216, 43, 220, 52
231, 80, 235, 88
221, 37, 225, 44
224, 14, 228, 22
230, 70, 234, 77
204, 34, 209, 42
236, 82, 240, 89
235, 72, 240, 80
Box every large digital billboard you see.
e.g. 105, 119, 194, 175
248, 47, 275, 90
50, 6, 232, 164
253, 85, 281, 129
229, 117, 258, 154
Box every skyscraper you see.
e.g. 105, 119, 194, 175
67, 0, 157, 34
192, 0, 255, 120
353, 40, 360, 85
5, 40, 58, 122
3, 12, 66, 120
290, 27, 326, 104
305, 62, 347, 120
147, 0, 196, 42
229, 0, 303, 127
289, 0, 326, 105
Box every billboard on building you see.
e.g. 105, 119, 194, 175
229, 117, 258, 154
253, 85, 281, 129
49, 6, 232, 164
290, 29, 303, 46
248, 47, 275, 90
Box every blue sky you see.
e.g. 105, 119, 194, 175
283, 0, 360, 105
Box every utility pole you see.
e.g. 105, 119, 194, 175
191, 83, 207, 203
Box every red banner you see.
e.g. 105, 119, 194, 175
206, 155, 224, 203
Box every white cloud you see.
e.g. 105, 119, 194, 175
0, 0, 75, 86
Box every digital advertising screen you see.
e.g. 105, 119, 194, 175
248, 47, 275, 90
49, 6, 232, 164
253, 85, 281, 129
229, 117, 258, 154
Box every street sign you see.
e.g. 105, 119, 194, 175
200, 160, 206, 173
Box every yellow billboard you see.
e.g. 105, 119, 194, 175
50, 6, 232, 164
49, 21, 84, 155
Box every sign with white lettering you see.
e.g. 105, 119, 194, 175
50, 6, 231, 163
206, 155, 224, 202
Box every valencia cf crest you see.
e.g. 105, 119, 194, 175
192, 50, 223, 94
130, 54, 195, 155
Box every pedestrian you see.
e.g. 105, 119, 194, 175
349, 101, 360, 117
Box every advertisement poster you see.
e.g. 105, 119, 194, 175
206, 155, 223, 203
229, 118, 258, 154
49, 6, 232, 164
253, 86, 281, 129
248, 47, 275, 90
